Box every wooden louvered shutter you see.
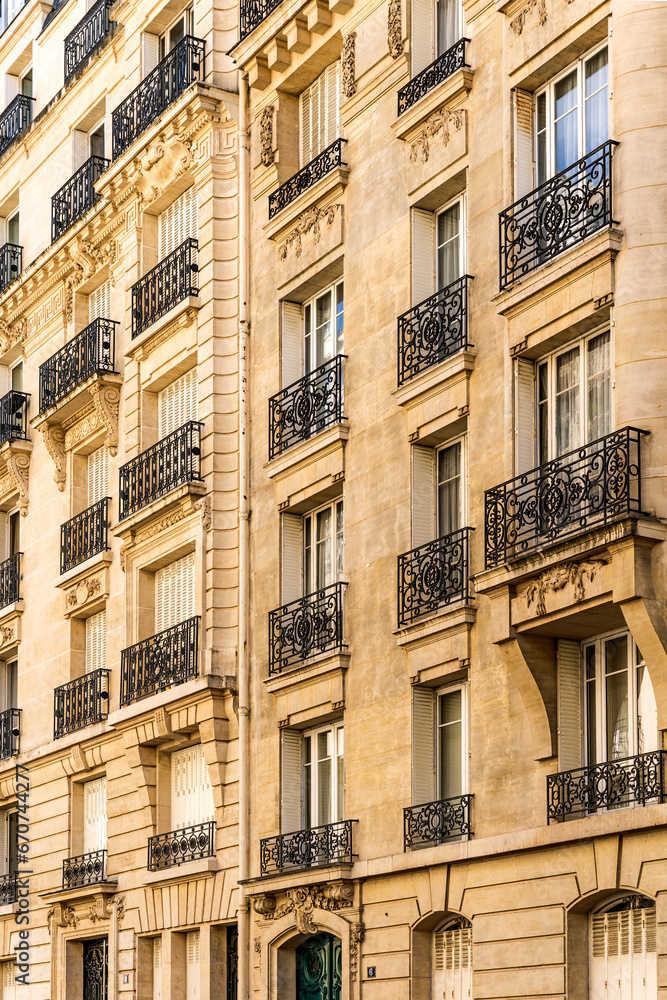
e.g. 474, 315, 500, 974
158, 369, 198, 439
515, 356, 536, 474
0, 367, 9, 398
282, 301, 303, 389
0, 512, 7, 561
557, 639, 582, 772
0, 812, 7, 876
86, 610, 106, 674
281, 729, 303, 833
0, 219, 6, 248
514, 89, 534, 199
142, 32, 160, 77
412, 208, 435, 307
159, 188, 198, 260
88, 445, 108, 506
153, 938, 162, 1000
300, 81, 312, 165
171, 746, 214, 830
90, 279, 111, 322
412, 445, 435, 548
324, 62, 341, 149
186, 930, 200, 1000
2, 960, 16, 1000
73, 129, 89, 171
4, 77, 18, 104
434, 925, 472, 1000
411, 0, 434, 75
83, 777, 107, 853
412, 687, 435, 806
156, 552, 196, 633
281, 514, 303, 604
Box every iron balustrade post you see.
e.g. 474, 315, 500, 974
397, 527, 472, 627
53, 669, 110, 739
0, 391, 29, 445
64, 0, 115, 81
498, 140, 618, 290
118, 421, 203, 519
397, 39, 469, 115
147, 821, 215, 870
120, 616, 200, 706
0, 243, 22, 292
269, 355, 345, 459
397, 276, 472, 386
60, 497, 110, 575
111, 37, 206, 159
268, 139, 347, 219
0, 553, 21, 610
0, 708, 20, 760
0, 96, 34, 157
131, 238, 199, 337
51, 155, 110, 242
268, 582, 347, 674
38, 318, 117, 413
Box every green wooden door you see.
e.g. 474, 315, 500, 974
296, 933, 342, 1000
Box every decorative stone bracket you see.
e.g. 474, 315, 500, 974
40, 422, 67, 491
89, 382, 121, 456
0, 440, 32, 515
253, 882, 354, 934
498, 634, 557, 761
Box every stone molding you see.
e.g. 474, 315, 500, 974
253, 882, 354, 933
278, 204, 341, 261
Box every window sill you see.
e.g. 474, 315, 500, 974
125, 298, 199, 361
57, 549, 111, 589
391, 67, 473, 144
392, 349, 475, 444
266, 422, 349, 513
33, 372, 122, 430
143, 856, 217, 886
263, 165, 350, 242
111, 481, 206, 541
395, 603, 475, 686
39, 880, 118, 906
265, 651, 349, 727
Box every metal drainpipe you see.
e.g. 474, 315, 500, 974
237, 68, 251, 1000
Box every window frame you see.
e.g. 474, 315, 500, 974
435, 682, 469, 802
159, 6, 194, 61
435, 194, 466, 292
299, 61, 341, 167
435, 436, 466, 539
303, 497, 344, 596
303, 279, 344, 375
302, 721, 345, 829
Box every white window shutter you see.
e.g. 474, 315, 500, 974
5, 76, 18, 104
85, 610, 107, 674
156, 552, 196, 633
0, 366, 9, 398
2, 960, 16, 1000
153, 938, 162, 1000
73, 129, 89, 171
171, 746, 213, 830
186, 930, 200, 1000
158, 369, 198, 439
83, 777, 107, 854
281, 302, 303, 389
300, 85, 312, 165
434, 925, 472, 1000
87, 445, 109, 506
159, 188, 198, 260
412, 445, 435, 548
411, 0, 434, 75
515, 356, 536, 474
0, 812, 7, 876
557, 639, 582, 772
0, 512, 7, 561
412, 687, 435, 805
90, 279, 111, 323
325, 62, 341, 148
514, 89, 534, 199
412, 208, 435, 307
281, 729, 303, 833
281, 514, 303, 604
0, 219, 7, 248
142, 32, 160, 77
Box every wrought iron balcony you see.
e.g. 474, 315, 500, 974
404, 794, 473, 850
0, 391, 29, 446
484, 427, 647, 569
60, 497, 109, 575
260, 819, 357, 876
63, 850, 107, 888
148, 821, 214, 871
64, 0, 115, 81
52, 155, 110, 242
269, 355, 345, 460
131, 238, 198, 338
397, 38, 469, 116
269, 582, 346, 675
0, 553, 21, 609
268, 139, 347, 219
0, 95, 33, 158
0, 874, 17, 905
0, 709, 20, 760
398, 527, 471, 628
547, 751, 667, 823
0, 243, 21, 293
39, 318, 117, 414
54, 669, 110, 739
499, 140, 618, 291
118, 420, 202, 520
120, 615, 200, 706
397, 276, 471, 386
240, 0, 283, 38
112, 36, 206, 159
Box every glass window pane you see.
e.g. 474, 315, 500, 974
336, 282, 344, 356
304, 516, 312, 595
436, 203, 461, 290
304, 303, 312, 372
438, 690, 462, 800
316, 507, 333, 589
336, 501, 344, 581
303, 736, 312, 826
536, 92, 547, 186
584, 48, 609, 153
555, 347, 581, 455
437, 443, 461, 537
436, 0, 459, 55
585, 645, 597, 764
554, 70, 579, 172
605, 636, 629, 760
315, 290, 333, 367
538, 362, 549, 465
317, 731, 332, 825
586, 332, 611, 442
637, 664, 658, 754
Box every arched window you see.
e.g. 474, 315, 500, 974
433, 917, 472, 1000
590, 895, 656, 998
296, 933, 342, 1000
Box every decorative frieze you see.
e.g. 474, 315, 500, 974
65, 238, 118, 322
135, 138, 196, 210
509, 0, 546, 34
254, 882, 354, 935
409, 107, 464, 164
258, 106, 275, 167
525, 558, 609, 617
342, 33, 357, 98
279, 204, 341, 261
387, 0, 403, 57
66, 576, 102, 610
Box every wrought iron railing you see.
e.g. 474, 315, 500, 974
63, 850, 107, 888
148, 821, 215, 870
269, 355, 345, 460
54, 669, 110, 739
397, 527, 471, 628
0, 709, 20, 760
404, 794, 473, 849
547, 751, 667, 823
499, 140, 618, 290
0, 553, 21, 609
120, 616, 200, 706
0, 95, 33, 158
131, 238, 198, 338
260, 819, 357, 876
268, 139, 347, 219
0, 874, 17, 905
60, 498, 109, 575
397, 276, 472, 386
51, 155, 110, 242
485, 427, 647, 569
398, 38, 469, 116
118, 420, 202, 520
0, 243, 21, 293
64, 0, 115, 81
269, 582, 346, 675
112, 36, 206, 159
240, 0, 283, 39
0, 391, 29, 445
39, 318, 117, 414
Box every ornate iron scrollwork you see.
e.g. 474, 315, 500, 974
0, 709, 20, 761
268, 139, 347, 219
269, 355, 345, 459
63, 850, 107, 888
240, 0, 283, 40
260, 820, 357, 876
547, 751, 667, 823
0, 243, 21, 293
131, 238, 199, 338
397, 527, 471, 627
51, 155, 110, 242
39, 318, 117, 414
54, 669, 110, 739
64, 0, 115, 81
269, 582, 346, 674
83, 938, 108, 1000
404, 794, 473, 849
60, 497, 110, 575
118, 420, 203, 520
397, 38, 469, 116
397, 276, 471, 386
120, 616, 200, 706
148, 821, 215, 870
0, 96, 34, 158
0, 553, 21, 610
296, 933, 342, 1000
0, 391, 29, 446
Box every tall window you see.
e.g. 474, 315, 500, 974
303, 282, 344, 375
303, 500, 344, 595
299, 62, 341, 165
89, 279, 112, 323
303, 723, 344, 828
413, 685, 468, 807
155, 552, 196, 633
158, 369, 198, 438
0, 659, 16, 713
0, 810, 18, 877
413, 439, 464, 547
88, 445, 108, 508
142, 8, 194, 75
72, 122, 105, 171
83, 777, 107, 854
411, 0, 463, 74
186, 930, 200, 1000
590, 896, 656, 999
158, 187, 198, 261
171, 745, 214, 831
412, 197, 465, 307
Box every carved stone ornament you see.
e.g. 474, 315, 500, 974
113, 895, 125, 924
89, 382, 121, 456
135, 138, 195, 210
525, 558, 609, 617
0, 318, 27, 357
40, 423, 67, 490
510, 0, 546, 34
67, 577, 102, 608
258, 106, 275, 167
350, 922, 365, 982
65, 239, 118, 322
0, 626, 13, 648
409, 107, 465, 164
342, 33, 357, 99
279, 205, 340, 261
252, 894, 277, 917
388, 0, 404, 58
269, 883, 354, 933
5, 449, 30, 516
196, 495, 212, 530
254, 939, 262, 954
